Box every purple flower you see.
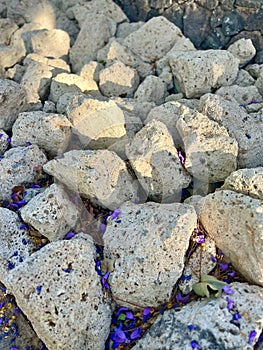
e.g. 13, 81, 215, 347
20, 223, 29, 230
99, 223, 106, 234
226, 297, 234, 311
245, 133, 251, 139
7, 261, 15, 270
126, 311, 134, 320
182, 274, 192, 282
0, 302, 5, 308
115, 307, 129, 317
22, 238, 28, 245
31, 184, 41, 188
143, 307, 153, 322
248, 330, 257, 344
95, 259, 102, 276
0, 134, 2, 138
10, 347, 19, 350
102, 272, 111, 290
193, 235, 205, 244
211, 255, 217, 263
26, 141, 32, 146
36, 285, 42, 295
178, 151, 185, 164
252, 100, 258, 104
228, 270, 236, 278
191, 340, 201, 349
188, 324, 196, 331
233, 313, 242, 321
111, 209, 121, 220
112, 325, 128, 343
222, 285, 235, 295
64, 231, 75, 239
130, 328, 142, 340
220, 263, 229, 271
6, 137, 11, 143
176, 293, 190, 304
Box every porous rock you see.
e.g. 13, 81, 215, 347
255, 70, 263, 96
0, 45, 25, 70
0, 129, 9, 154
169, 50, 239, 98
103, 201, 197, 308
80, 61, 103, 83
0, 145, 47, 200
126, 119, 191, 202
116, 21, 144, 39
234, 69, 255, 87
134, 75, 167, 105
43, 149, 136, 210
0, 18, 18, 45
216, 85, 263, 106
227, 38, 256, 66
5, 235, 112, 350
20, 184, 80, 241
0, 79, 27, 131
12, 111, 72, 156
99, 60, 139, 98
199, 190, 263, 286
0, 207, 35, 285
133, 282, 263, 349
23, 53, 70, 76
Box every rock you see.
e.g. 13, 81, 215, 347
0, 129, 9, 154
20, 184, 80, 241
134, 75, 167, 105
80, 61, 103, 83
116, 21, 144, 39
246, 102, 263, 113
0, 207, 35, 285
255, 70, 263, 96
31, 29, 70, 58
70, 13, 111, 73
245, 8, 263, 32
103, 201, 197, 308
11, 111, 72, 156
200, 93, 263, 168
175, 104, 238, 183
5, 63, 26, 83
123, 16, 184, 62
43, 100, 56, 113
0, 79, 27, 131
66, 97, 126, 149
126, 119, 191, 202
201, 27, 230, 50
0, 145, 47, 200
133, 282, 263, 349
184, 195, 205, 218
43, 149, 137, 210
246, 64, 262, 79
5, 235, 112, 350
24, 53, 70, 76
200, 190, 263, 286
227, 38, 256, 66
220, 167, 263, 200
216, 85, 263, 106
169, 50, 239, 98
0, 44, 25, 70
0, 18, 18, 45
222, 10, 246, 36
99, 60, 139, 98
234, 69, 255, 87
49, 73, 99, 103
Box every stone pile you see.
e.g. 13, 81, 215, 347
0, 0, 262, 349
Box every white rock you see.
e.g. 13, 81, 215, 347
24, 53, 70, 76
134, 75, 167, 105
233, 69, 255, 87
0, 18, 18, 45
220, 167, 263, 200
104, 201, 197, 308
175, 104, 238, 182
123, 16, 184, 62
0, 45, 25, 70
133, 282, 263, 349
49, 73, 99, 103
43, 149, 137, 210
169, 50, 239, 98
0, 129, 9, 154
247, 63, 263, 79
200, 190, 263, 286
116, 22, 144, 39
184, 195, 205, 218
126, 120, 191, 202
70, 13, 111, 73
0, 145, 47, 200
12, 111, 72, 156
0, 207, 35, 285
0, 79, 27, 131
200, 93, 263, 168
43, 100, 56, 113
80, 61, 103, 83
5, 63, 26, 83
216, 85, 263, 106
255, 70, 263, 97
20, 184, 80, 241
99, 60, 139, 98
31, 29, 70, 58
6, 235, 112, 350
227, 38, 256, 66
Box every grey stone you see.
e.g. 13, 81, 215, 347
0, 18, 18, 45
227, 38, 256, 66
104, 201, 197, 308
133, 282, 263, 349
23, 53, 70, 76
12, 111, 72, 156
201, 27, 230, 50
5, 63, 26, 83
245, 9, 263, 32
222, 11, 246, 36
0, 44, 25, 70
80, 61, 103, 83
216, 85, 263, 106
0, 129, 9, 154
134, 75, 167, 105
116, 21, 144, 38
43, 100, 56, 113
43, 149, 137, 210
0, 145, 47, 200
234, 69, 255, 87
5, 235, 112, 350
200, 190, 263, 286
0, 79, 27, 131
256, 70, 263, 96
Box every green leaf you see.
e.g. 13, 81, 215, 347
192, 282, 210, 298
117, 313, 126, 322
193, 274, 227, 298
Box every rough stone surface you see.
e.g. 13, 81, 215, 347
126, 120, 191, 202
43, 149, 137, 210
234, 69, 255, 87
0, 129, 9, 154
23, 53, 70, 76
116, 21, 144, 38
133, 282, 263, 349
169, 50, 239, 98
200, 190, 263, 286
0, 18, 18, 44
0, 145, 47, 200
80, 61, 103, 83
0, 79, 27, 131
5, 235, 112, 350
66, 98, 126, 149
200, 93, 263, 168
227, 38, 256, 66
104, 201, 197, 308
5, 63, 26, 83
216, 85, 263, 106
123, 16, 184, 62
0, 207, 35, 285
255, 70, 263, 96
12, 111, 72, 156
99, 60, 139, 98
20, 184, 80, 241
134, 75, 167, 105
175, 104, 238, 182
220, 167, 263, 200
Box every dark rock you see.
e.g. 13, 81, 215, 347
222, 11, 246, 36
145, 8, 160, 20
227, 30, 263, 52
183, 2, 211, 48
113, 0, 149, 21
162, 3, 184, 30
201, 27, 230, 49
219, 0, 236, 10
210, 6, 226, 27
255, 50, 263, 64
245, 9, 263, 33
235, 0, 263, 8
148, 0, 173, 10
195, 0, 219, 10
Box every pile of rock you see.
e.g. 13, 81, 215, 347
0, 0, 262, 349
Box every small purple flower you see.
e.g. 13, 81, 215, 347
6, 137, 11, 143
252, 100, 258, 104
248, 330, 257, 344
233, 313, 242, 321
14, 307, 21, 314
182, 274, 192, 282
143, 307, 153, 322
222, 285, 235, 295
63, 268, 71, 273
191, 340, 201, 349
0, 134, 3, 138
64, 231, 75, 239
98, 223, 106, 234
126, 311, 134, 320
20, 223, 29, 230
26, 141, 32, 146
22, 238, 28, 245
112, 325, 128, 343
220, 263, 229, 271
36, 285, 42, 295
245, 133, 251, 139
228, 270, 236, 278
0, 302, 5, 308
176, 293, 190, 304
193, 235, 205, 244
7, 261, 15, 270
188, 324, 196, 331
10, 347, 19, 350
31, 184, 41, 188
130, 328, 142, 340
111, 209, 121, 220
211, 255, 217, 263
95, 259, 102, 276
226, 297, 234, 311
178, 151, 185, 164
102, 272, 111, 290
